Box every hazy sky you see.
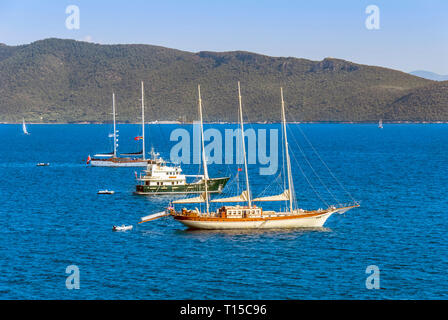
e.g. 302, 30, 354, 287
1, 0, 447, 74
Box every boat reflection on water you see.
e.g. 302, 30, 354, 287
174, 226, 332, 237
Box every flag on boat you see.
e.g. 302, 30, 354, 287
86, 155, 91, 164
238, 168, 242, 172
134, 136, 143, 141
134, 171, 138, 179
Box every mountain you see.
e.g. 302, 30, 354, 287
384, 81, 448, 121
410, 70, 448, 82
0, 38, 445, 123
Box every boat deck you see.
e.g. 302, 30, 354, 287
171, 205, 359, 222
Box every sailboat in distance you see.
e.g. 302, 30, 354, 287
22, 118, 30, 135
151, 83, 359, 229
88, 82, 154, 167
378, 119, 383, 129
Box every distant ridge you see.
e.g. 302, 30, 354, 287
0, 38, 446, 123
410, 70, 448, 81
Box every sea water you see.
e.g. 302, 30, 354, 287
0, 123, 446, 299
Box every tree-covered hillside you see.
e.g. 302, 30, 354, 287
0, 38, 444, 123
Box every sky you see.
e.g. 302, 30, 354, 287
0, 0, 447, 74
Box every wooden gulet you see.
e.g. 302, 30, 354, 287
140, 83, 359, 229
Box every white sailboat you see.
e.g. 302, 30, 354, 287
378, 119, 383, 129
22, 118, 30, 135
143, 83, 359, 229
88, 83, 152, 167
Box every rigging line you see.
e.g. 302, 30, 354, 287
240, 101, 286, 196
202, 105, 230, 186
292, 144, 328, 206
198, 100, 209, 178
288, 125, 342, 206
239, 93, 256, 195
281, 122, 287, 194
296, 124, 357, 203
283, 84, 356, 203
280, 120, 288, 209
256, 170, 284, 198
289, 147, 329, 207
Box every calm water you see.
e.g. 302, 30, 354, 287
0, 123, 446, 299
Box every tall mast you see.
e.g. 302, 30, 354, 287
141, 81, 146, 160
112, 92, 117, 158
238, 81, 252, 207
281, 87, 294, 213
198, 85, 209, 214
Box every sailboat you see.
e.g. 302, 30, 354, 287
88, 82, 153, 167
378, 119, 383, 129
22, 118, 30, 135
142, 83, 359, 229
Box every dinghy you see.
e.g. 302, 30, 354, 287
97, 190, 115, 195
112, 225, 133, 231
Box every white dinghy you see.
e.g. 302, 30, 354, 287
112, 225, 133, 232
98, 190, 115, 195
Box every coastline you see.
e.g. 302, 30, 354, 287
2, 121, 448, 125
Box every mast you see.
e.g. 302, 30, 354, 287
281, 87, 294, 213
141, 81, 146, 160
112, 92, 117, 158
238, 81, 252, 207
197, 85, 209, 214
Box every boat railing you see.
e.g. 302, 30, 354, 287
339, 201, 361, 208
326, 201, 360, 210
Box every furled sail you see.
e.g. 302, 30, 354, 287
94, 152, 114, 157
210, 190, 249, 203
253, 190, 291, 202
173, 193, 206, 204
120, 150, 143, 156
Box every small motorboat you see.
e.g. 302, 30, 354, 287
97, 190, 115, 195
112, 225, 133, 232
36, 163, 50, 166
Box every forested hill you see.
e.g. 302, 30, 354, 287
0, 38, 445, 123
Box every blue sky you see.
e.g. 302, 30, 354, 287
0, 0, 447, 74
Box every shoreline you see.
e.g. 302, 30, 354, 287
3, 121, 448, 125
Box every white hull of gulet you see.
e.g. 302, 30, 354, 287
176, 211, 336, 230
90, 160, 148, 167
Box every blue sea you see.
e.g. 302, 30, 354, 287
0, 123, 447, 299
